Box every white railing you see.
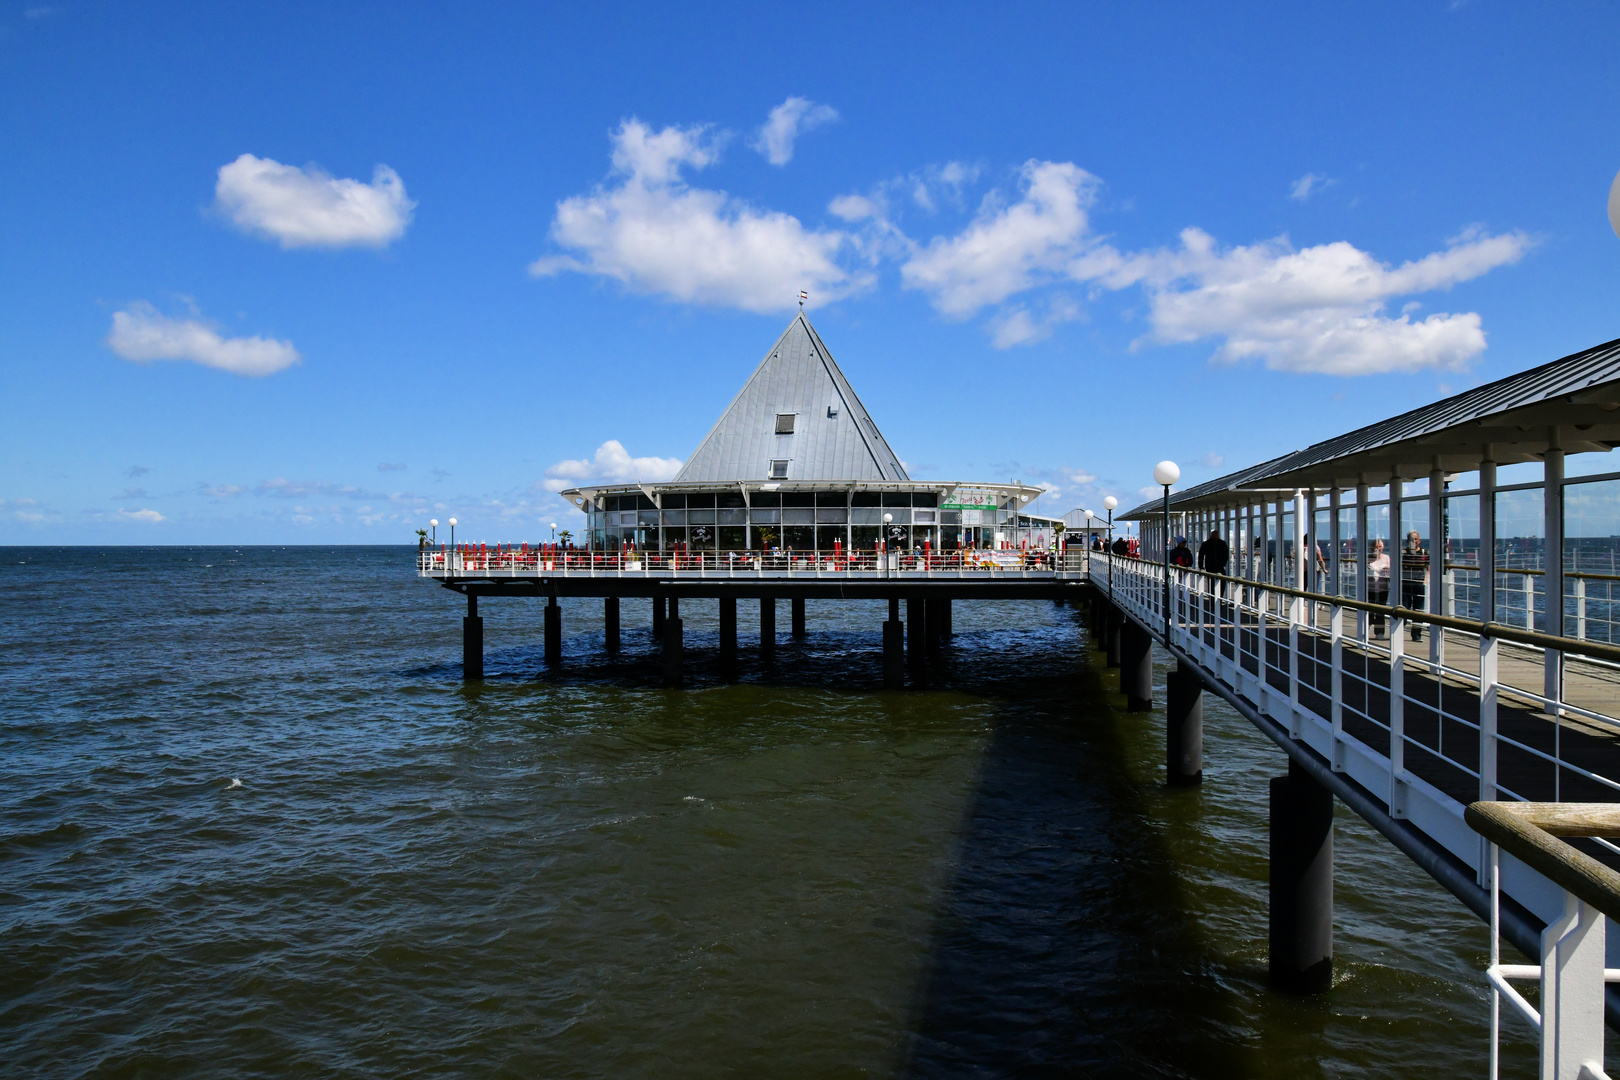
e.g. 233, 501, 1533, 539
417, 546, 1093, 579
1094, 553, 1620, 1076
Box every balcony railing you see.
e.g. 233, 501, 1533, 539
416, 546, 1094, 578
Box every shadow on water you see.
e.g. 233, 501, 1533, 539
894, 628, 1264, 1079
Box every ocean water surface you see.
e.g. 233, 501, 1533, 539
0, 546, 1534, 1077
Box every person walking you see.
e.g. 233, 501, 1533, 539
1402, 529, 1429, 641
1198, 529, 1230, 575
1367, 538, 1392, 636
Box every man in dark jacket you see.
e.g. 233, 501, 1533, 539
1198, 529, 1230, 575
1111, 536, 1130, 557
1169, 536, 1194, 568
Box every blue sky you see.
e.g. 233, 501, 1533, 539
2, 2, 1617, 543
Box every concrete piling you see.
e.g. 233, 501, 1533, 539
1121, 617, 1153, 711
907, 597, 926, 668
719, 596, 737, 669
883, 597, 904, 689
1270, 758, 1334, 994
1166, 661, 1204, 786
462, 592, 484, 681
662, 596, 684, 687
544, 594, 561, 666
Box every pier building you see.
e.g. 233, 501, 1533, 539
559, 313, 1053, 555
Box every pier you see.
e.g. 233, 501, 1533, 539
420, 319, 1620, 1076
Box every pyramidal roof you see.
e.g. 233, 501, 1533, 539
674, 314, 909, 484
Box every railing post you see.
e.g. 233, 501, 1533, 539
1576, 576, 1587, 641
1257, 585, 1271, 713
1539, 892, 1606, 1080
1478, 631, 1499, 885
1330, 602, 1345, 771
1389, 612, 1407, 817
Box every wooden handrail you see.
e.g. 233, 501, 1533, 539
1466, 801, 1620, 924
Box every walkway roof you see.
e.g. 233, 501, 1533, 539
1121, 334, 1620, 519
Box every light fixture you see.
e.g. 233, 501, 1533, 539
1153, 461, 1181, 487
1103, 496, 1118, 512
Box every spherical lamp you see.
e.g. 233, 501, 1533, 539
1153, 460, 1181, 487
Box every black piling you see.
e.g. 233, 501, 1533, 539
1166, 661, 1203, 786
544, 594, 561, 667
1270, 758, 1334, 994
604, 596, 620, 652
1121, 617, 1153, 711
719, 596, 737, 672
1106, 605, 1123, 668
462, 592, 483, 681
652, 595, 666, 639
662, 596, 684, 687
760, 597, 776, 658
791, 597, 806, 638
883, 597, 904, 689
907, 596, 926, 668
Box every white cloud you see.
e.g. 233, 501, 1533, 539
107, 302, 301, 377
543, 439, 682, 492
902, 160, 1100, 317
256, 478, 379, 499
119, 509, 165, 523
214, 154, 414, 249
199, 484, 244, 498
1195, 452, 1226, 469
531, 119, 865, 313
1099, 225, 1534, 374
829, 193, 881, 222
1289, 173, 1333, 201
753, 97, 838, 166
988, 296, 1082, 349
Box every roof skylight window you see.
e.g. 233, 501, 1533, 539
769, 460, 790, 479
775, 413, 796, 434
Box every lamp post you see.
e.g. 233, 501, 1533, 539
1153, 461, 1180, 641
1080, 509, 1093, 571
1103, 496, 1118, 598
882, 513, 893, 577
448, 517, 458, 569
430, 518, 438, 543
550, 521, 557, 545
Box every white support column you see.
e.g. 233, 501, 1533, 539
1545, 428, 1564, 704
1429, 465, 1445, 669
1289, 488, 1306, 735
1390, 474, 1404, 611
1275, 497, 1286, 590
1355, 481, 1370, 641
1482, 454, 1497, 625
1539, 892, 1606, 1080
1329, 486, 1342, 597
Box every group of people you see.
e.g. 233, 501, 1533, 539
1163, 528, 1431, 641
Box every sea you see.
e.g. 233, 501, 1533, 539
0, 546, 1536, 1077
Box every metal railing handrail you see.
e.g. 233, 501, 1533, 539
1097, 554, 1620, 667
1466, 802, 1620, 926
